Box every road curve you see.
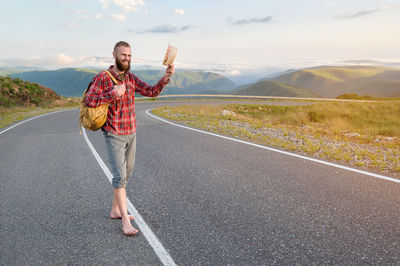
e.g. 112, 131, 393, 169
1, 100, 399, 265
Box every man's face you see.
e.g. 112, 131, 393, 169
114, 46, 131, 72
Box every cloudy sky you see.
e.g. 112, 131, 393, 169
1, 0, 399, 72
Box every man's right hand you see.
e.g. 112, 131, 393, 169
113, 84, 126, 98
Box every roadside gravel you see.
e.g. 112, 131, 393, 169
220, 120, 400, 175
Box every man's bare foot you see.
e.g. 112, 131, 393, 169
110, 214, 135, 220
122, 218, 138, 236
110, 210, 135, 220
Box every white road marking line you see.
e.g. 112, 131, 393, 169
81, 127, 177, 266
145, 109, 400, 184
1, 109, 176, 265
0, 110, 70, 135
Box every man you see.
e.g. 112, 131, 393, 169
85, 41, 175, 235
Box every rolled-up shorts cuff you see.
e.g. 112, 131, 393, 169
112, 179, 128, 188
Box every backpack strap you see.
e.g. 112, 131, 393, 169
104, 70, 119, 84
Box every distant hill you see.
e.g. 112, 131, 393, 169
134, 70, 236, 95
0, 66, 44, 76
11, 68, 236, 97
233, 80, 320, 98
272, 65, 400, 97
0, 76, 60, 107
165, 71, 236, 94
11, 68, 99, 97
260, 69, 299, 80
358, 80, 400, 97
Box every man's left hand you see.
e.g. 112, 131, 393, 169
165, 64, 175, 79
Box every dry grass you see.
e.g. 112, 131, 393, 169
154, 101, 400, 139
225, 101, 400, 139
152, 100, 400, 173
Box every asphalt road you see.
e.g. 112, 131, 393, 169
1, 100, 399, 265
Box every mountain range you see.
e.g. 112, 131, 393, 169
233, 80, 320, 98
10, 68, 236, 97
6, 65, 400, 98
271, 65, 400, 98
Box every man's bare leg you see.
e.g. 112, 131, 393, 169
110, 195, 135, 220
113, 187, 138, 235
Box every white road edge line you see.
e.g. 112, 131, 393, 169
0, 109, 70, 135
1, 110, 176, 265
81, 127, 177, 266
145, 109, 400, 184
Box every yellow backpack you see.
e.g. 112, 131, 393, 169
79, 70, 118, 132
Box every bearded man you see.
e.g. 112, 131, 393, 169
85, 41, 175, 235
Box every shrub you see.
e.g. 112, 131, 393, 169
336, 94, 373, 100
307, 111, 324, 122
13, 78, 23, 86
0, 96, 16, 107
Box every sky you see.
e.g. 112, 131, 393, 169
0, 0, 399, 77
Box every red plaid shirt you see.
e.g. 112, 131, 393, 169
85, 66, 169, 135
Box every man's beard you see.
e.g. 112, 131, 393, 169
115, 57, 131, 72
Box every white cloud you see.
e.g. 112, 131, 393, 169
225, 69, 241, 76
98, 13, 127, 21
174, 9, 184, 15
108, 13, 127, 21
54, 54, 78, 65
74, 9, 89, 14
99, 0, 110, 9
99, 0, 145, 13
74, 10, 90, 19
78, 57, 114, 68
0, 55, 112, 68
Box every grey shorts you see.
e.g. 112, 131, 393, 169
103, 131, 136, 188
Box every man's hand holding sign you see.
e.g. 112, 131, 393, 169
163, 44, 177, 80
